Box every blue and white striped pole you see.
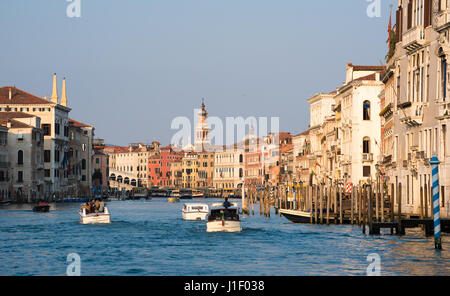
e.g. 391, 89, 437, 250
430, 155, 442, 250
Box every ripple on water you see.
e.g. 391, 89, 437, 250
1, 199, 449, 276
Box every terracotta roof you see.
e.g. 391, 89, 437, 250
353, 73, 379, 82
0, 86, 51, 105
347, 63, 386, 72
293, 129, 310, 137
281, 145, 293, 153
69, 118, 92, 128
0, 112, 36, 119
0, 118, 34, 129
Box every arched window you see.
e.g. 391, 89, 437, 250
363, 100, 371, 120
363, 137, 370, 154
18, 150, 23, 165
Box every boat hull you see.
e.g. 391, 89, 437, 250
206, 220, 242, 232
79, 207, 111, 224
79, 213, 111, 224
279, 209, 312, 224
182, 211, 208, 221
33, 205, 50, 212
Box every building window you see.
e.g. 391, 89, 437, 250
363, 137, 370, 154
55, 150, 60, 162
363, 166, 371, 177
82, 159, 86, 170
55, 123, 60, 135
44, 169, 50, 178
96, 158, 99, 164
42, 124, 51, 136
18, 171, 23, 183
44, 150, 51, 163
363, 101, 371, 120
18, 150, 24, 165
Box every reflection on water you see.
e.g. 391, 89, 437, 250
0, 199, 449, 276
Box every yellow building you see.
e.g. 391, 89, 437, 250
182, 152, 199, 189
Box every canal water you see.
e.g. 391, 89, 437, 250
0, 199, 449, 276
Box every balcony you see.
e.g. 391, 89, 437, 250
436, 11, 450, 32
400, 102, 424, 126
362, 153, 373, 162
382, 155, 392, 165
437, 102, 450, 120
416, 151, 425, 160
403, 26, 425, 53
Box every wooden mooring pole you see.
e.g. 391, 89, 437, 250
319, 185, 323, 225
339, 186, 343, 225
326, 186, 331, 225
362, 186, 366, 234
309, 185, 313, 224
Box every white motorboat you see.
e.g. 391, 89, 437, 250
206, 200, 242, 233
79, 207, 111, 224
182, 203, 209, 221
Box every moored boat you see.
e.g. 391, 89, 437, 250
170, 189, 181, 197
180, 189, 193, 200
133, 187, 150, 200
279, 209, 336, 224
78, 207, 111, 224
192, 190, 205, 198
182, 203, 209, 221
206, 199, 242, 232
279, 209, 311, 223
0, 200, 12, 206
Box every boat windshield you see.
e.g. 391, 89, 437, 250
208, 208, 239, 221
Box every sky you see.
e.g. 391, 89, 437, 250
0, 0, 396, 146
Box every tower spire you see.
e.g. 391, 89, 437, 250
60, 77, 67, 107
50, 73, 58, 104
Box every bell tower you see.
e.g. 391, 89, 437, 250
194, 99, 210, 152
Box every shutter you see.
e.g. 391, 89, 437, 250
408, 1, 412, 29
424, 0, 432, 27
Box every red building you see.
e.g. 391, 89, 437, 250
148, 145, 183, 188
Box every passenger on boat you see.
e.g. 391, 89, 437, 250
98, 199, 105, 213
82, 203, 90, 214
90, 200, 96, 213
94, 199, 101, 213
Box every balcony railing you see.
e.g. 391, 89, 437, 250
416, 151, 425, 160
437, 101, 450, 119
362, 153, 373, 162
400, 102, 424, 126
403, 26, 425, 53
436, 11, 450, 31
